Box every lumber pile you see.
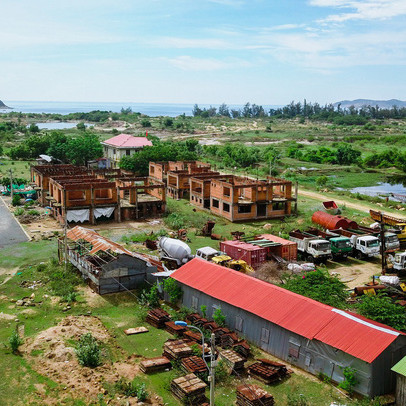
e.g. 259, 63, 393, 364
163, 339, 193, 360
140, 356, 172, 374
194, 317, 209, 328
186, 313, 201, 324
181, 356, 207, 375
247, 359, 289, 384
219, 349, 245, 373
146, 308, 171, 328
171, 373, 208, 405
184, 329, 201, 343
213, 327, 230, 342
236, 384, 274, 406
233, 340, 250, 359
165, 321, 186, 336
220, 332, 239, 348
202, 321, 219, 331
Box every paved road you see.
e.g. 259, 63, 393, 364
0, 197, 30, 247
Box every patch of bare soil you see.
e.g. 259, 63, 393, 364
0, 312, 16, 320
23, 315, 163, 405
328, 260, 380, 289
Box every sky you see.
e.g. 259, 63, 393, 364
0, 0, 405, 105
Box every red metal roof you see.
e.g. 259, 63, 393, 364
221, 240, 264, 252
103, 134, 152, 148
259, 234, 296, 246
171, 258, 401, 363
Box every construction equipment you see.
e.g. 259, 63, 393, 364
208, 253, 254, 272
392, 251, 406, 272
305, 228, 352, 260
158, 237, 194, 268
370, 209, 406, 247
289, 230, 331, 263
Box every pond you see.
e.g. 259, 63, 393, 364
33, 122, 92, 130
350, 182, 406, 201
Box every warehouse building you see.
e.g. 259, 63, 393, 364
171, 258, 406, 397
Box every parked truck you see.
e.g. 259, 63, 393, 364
305, 228, 352, 260
328, 229, 380, 259
392, 251, 406, 272
158, 237, 194, 268
289, 231, 331, 263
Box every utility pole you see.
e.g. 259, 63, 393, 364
209, 332, 216, 406
9, 169, 13, 202
63, 189, 68, 272
380, 213, 386, 275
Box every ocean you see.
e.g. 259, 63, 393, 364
0, 100, 280, 117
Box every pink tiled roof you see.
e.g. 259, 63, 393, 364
103, 134, 152, 148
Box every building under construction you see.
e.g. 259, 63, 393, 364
190, 175, 297, 222
31, 164, 166, 224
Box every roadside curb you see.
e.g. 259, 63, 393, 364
0, 195, 32, 242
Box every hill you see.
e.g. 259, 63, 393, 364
0, 100, 11, 109
334, 99, 406, 109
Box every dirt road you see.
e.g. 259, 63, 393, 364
298, 188, 406, 220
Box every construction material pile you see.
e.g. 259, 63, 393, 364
220, 332, 239, 348
140, 356, 172, 374
183, 329, 201, 343
146, 308, 171, 328
219, 349, 245, 373
233, 340, 250, 359
171, 373, 208, 405
236, 384, 274, 406
247, 359, 290, 384
165, 321, 186, 336
163, 339, 193, 360
181, 356, 207, 375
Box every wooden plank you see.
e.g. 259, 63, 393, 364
124, 327, 149, 335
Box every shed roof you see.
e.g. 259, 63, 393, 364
391, 356, 406, 376
259, 234, 297, 246
103, 134, 152, 148
171, 258, 402, 363
221, 240, 265, 252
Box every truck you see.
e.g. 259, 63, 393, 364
289, 231, 331, 263
196, 246, 224, 261
305, 228, 352, 260
370, 209, 406, 247
392, 251, 406, 272
329, 229, 380, 259
158, 237, 194, 268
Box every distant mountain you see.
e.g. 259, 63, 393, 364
0, 100, 11, 109
334, 99, 406, 109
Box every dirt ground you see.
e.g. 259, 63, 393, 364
23, 315, 164, 405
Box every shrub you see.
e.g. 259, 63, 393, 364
114, 378, 148, 401
140, 285, 160, 308
14, 207, 24, 216
27, 209, 40, 216
287, 393, 310, 406
141, 118, 151, 127
338, 366, 358, 395
62, 291, 77, 303
12, 194, 21, 206
200, 305, 207, 319
163, 278, 183, 304
9, 329, 23, 353
213, 307, 226, 326
214, 359, 231, 385
75, 333, 102, 367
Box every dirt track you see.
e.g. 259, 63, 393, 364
298, 188, 406, 220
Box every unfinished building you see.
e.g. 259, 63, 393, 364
149, 161, 211, 184
59, 226, 157, 294
190, 175, 297, 222
31, 164, 166, 225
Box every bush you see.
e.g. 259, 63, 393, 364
27, 209, 40, 216
114, 378, 148, 401
140, 285, 160, 308
141, 118, 151, 127
12, 194, 21, 206
338, 366, 358, 395
163, 278, 183, 304
9, 329, 23, 353
14, 207, 24, 216
213, 307, 226, 326
287, 393, 310, 406
200, 305, 207, 318
214, 359, 231, 385
75, 333, 102, 367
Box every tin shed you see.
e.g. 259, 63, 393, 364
172, 258, 406, 397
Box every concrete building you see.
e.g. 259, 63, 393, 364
190, 175, 297, 222
102, 134, 152, 167
172, 258, 406, 397
60, 226, 158, 294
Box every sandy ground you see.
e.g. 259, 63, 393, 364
23, 315, 163, 405
298, 188, 406, 219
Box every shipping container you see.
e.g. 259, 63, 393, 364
259, 234, 297, 261
220, 240, 267, 268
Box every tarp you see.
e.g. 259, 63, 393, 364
94, 207, 115, 219
67, 209, 90, 223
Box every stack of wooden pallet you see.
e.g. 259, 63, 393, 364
146, 308, 171, 328
181, 356, 207, 375
171, 374, 208, 405
183, 329, 201, 343
165, 321, 186, 336
233, 340, 250, 359
257, 359, 290, 379
186, 313, 201, 324
140, 356, 172, 374
219, 349, 245, 373
213, 327, 230, 342
194, 317, 209, 328
247, 359, 290, 384
163, 339, 193, 360
220, 332, 239, 348
202, 321, 219, 331
236, 384, 274, 406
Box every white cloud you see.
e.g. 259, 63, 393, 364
309, 0, 406, 22
150, 37, 233, 50
163, 56, 252, 71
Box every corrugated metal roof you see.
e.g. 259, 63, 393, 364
221, 240, 264, 252
391, 356, 406, 376
259, 234, 296, 246
103, 134, 152, 148
171, 258, 401, 363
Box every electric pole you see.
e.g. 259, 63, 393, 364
9, 169, 13, 202
209, 332, 216, 406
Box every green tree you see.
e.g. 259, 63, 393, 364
66, 133, 103, 165
163, 278, 183, 304
29, 123, 40, 133
46, 131, 68, 162
76, 122, 86, 131
335, 143, 361, 165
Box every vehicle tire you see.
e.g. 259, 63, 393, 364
307, 255, 314, 263
355, 251, 362, 260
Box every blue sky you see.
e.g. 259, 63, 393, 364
0, 0, 405, 104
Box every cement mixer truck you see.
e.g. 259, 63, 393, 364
158, 237, 194, 268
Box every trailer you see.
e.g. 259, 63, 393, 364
305, 228, 352, 260
288, 230, 331, 263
